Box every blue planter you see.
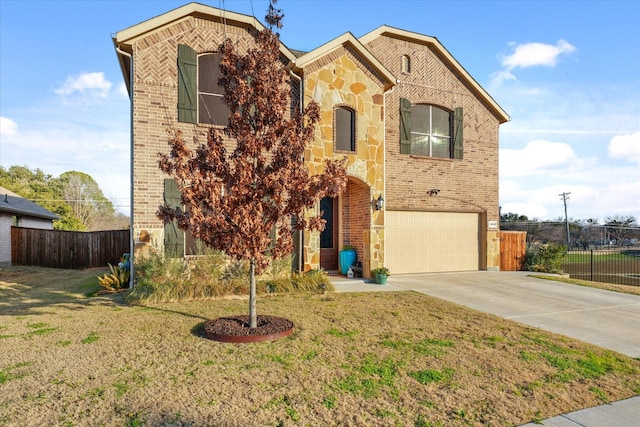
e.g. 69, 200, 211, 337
339, 249, 357, 275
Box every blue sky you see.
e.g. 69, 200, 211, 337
1, 0, 638, 222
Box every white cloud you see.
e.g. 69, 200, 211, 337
502, 40, 576, 70
491, 40, 576, 87
54, 72, 113, 102
489, 70, 517, 87
608, 131, 640, 165
0, 116, 18, 136
500, 140, 578, 177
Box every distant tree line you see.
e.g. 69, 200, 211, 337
0, 165, 129, 231
500, 212, 639, 250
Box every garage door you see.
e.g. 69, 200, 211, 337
385, 211, 479, 274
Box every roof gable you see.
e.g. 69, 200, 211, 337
292, 32, 396, 91
360, 25, 510, 123
0, 186, 58, 221
113, 2, 296, 95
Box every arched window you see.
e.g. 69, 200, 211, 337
335, 106, 355, 152
401, 55, 411, 73
176, 45, 229, 126
399, 99, 463, 159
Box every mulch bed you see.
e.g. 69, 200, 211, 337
203, 315, 294, 343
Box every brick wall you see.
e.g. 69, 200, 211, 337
364, 34, 503, 270
365, 35, 500, 218
130, 17, 260, 249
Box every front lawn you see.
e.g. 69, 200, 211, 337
1, 266, 639, 426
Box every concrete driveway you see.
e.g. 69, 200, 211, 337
331, 271, 640, 358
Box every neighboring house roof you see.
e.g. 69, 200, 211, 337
0, 186, 58, 221
291, 32, 397, 91
112, 2, 298, 96
360, 25, 510, 124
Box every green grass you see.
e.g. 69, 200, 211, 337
0, 362, 33, 384
3, 266, 640, 426
408, 368, 455, 385
265, 395, 300, 422
563, 252, 634, 264
26, 322, 49, 329
326, 328, 359, 338
81, 332, 100, 344
335, 354, 402, 399
381, 337, 455, 357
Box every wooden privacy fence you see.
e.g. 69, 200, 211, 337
500, 231, 527, 271
11, 227, 130, 269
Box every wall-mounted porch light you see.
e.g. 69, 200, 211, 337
374, 194, 384, 211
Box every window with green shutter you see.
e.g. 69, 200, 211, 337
399, 98, 463, 159
177, 44, 197, 124
453, 107, 464, 159
163, 179, 184, 257
400, 97, 412, 154
177, 45, 229, 126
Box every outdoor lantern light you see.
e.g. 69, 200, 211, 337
374, 195, 384, 211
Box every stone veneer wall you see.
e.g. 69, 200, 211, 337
301, 46, 387, 276
364, 35, 502, 270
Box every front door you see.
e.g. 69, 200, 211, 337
319, 197, 338, 271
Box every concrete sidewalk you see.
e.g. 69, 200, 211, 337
330, 271, 640, 426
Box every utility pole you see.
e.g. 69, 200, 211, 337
559, 192, 571, 249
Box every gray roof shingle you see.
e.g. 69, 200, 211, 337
0, 186, 58, 220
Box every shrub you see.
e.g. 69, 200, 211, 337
126, 251, 332, 304
97, 264, 130, 291
371, 267, 390, 276
525, 243, 566, 274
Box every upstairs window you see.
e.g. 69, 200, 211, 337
400, 98, 463, 159
335, 106, 355, 152
177, 45, 229, 126
401, 55, 411, 73
198, 53, 229, 125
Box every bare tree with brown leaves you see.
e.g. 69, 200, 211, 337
158, 1, 347, 328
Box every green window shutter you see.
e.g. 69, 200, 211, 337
177, 44, 197, 123
453, 107, 464, 160
163, 179, 184, 257
400, 98, 412, 154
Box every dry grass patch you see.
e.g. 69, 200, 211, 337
1, 266, 639, 426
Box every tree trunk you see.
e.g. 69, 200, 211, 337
249, 258, 257, 328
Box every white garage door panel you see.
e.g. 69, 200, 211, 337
386, 211, 479, 274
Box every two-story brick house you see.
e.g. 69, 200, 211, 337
113, 3, 509, 277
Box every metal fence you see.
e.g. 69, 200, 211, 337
560, 249, 640, 287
